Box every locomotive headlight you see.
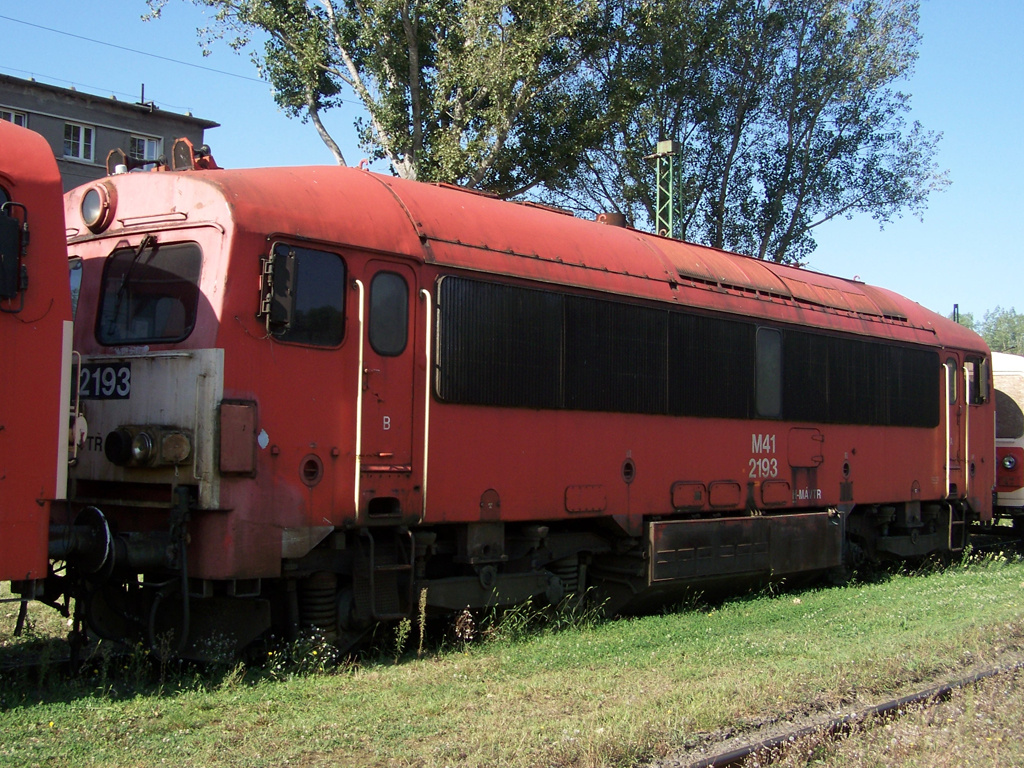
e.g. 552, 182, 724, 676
131, 432, 154, 464
1002, 454, 1017, 471
105, 426, 192, 468
104, 428, 134, 466
81, 183, 116, 233
160, 432, 192, 464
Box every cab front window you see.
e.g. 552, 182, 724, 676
96, 240, 202, 345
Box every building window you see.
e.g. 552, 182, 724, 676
0, 109, 27, 127
129, 135, 161, 169
64, 122, 94, 162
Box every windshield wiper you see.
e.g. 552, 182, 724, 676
107, 234, 156, 337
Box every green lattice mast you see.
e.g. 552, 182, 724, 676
649, 140, 681, 239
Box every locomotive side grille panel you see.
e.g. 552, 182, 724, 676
436, 277, 561, 408
889, 346, 941, 427
563, 297, 667, 414
828, 337, 886, 424
436, 275, 941, 427
781, 332, 830, 422
783, 331, 940, 427
668, 313, 755, 418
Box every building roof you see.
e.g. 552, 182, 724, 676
0, 73, 219, 130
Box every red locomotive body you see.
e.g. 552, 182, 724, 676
60, 159, 994, 652
0, 121, 73, 588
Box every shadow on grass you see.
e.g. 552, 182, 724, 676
4, 546, 1020, 710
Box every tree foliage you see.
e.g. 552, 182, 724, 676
951, 310, 976, 333
148, 0, 603, 194
545, 0, 947, 264
977, 307, 1024, 355
150, 0, 945, 263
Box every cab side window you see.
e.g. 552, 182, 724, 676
966, 356, 989, 405
267, 243, 346, 347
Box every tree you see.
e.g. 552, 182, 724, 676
151, 0, 945, 264
949, 309, 976, 333
979, 307, 1024, 355
545, 0, 947, 264
147, 0, 604, 194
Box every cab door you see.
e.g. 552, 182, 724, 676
355, 261, 420, 521
944, 354, 966, 497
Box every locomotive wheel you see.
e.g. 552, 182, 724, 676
147, 580, 190, 657
84, 580, 144, 644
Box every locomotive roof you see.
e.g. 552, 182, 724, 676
73, 164, 987, 354
0, 120, 63, 204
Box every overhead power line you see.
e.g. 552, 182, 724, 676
0, 13, 267, 84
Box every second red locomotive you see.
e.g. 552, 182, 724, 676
0, 121, 73, 598
55, 150, 994, 654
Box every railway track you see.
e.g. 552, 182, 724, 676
653, 659, 1024, 768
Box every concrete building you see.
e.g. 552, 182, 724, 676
0, 73, 218, 191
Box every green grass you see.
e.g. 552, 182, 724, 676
2, 553, 1024, 767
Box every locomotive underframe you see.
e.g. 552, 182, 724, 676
46, 495, 970, 658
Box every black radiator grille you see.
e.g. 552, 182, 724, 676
435, 279, 561, 409
435, 275, 939, 427
669, 313, 756, 419
564, 296, 667, 414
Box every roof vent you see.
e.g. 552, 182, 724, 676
596, 212, 626, 227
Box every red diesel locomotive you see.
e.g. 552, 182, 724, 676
55, 149, 994, 654
0, 121, 73, 593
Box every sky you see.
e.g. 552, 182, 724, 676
1, 1, 1021, 320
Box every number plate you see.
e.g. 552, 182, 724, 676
79, 363, 132, 400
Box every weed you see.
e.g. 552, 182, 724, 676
393, 618, 411, 663
123, 640, 153, 693
216, 661, 247, 691
153, 632, 173, 690
451, 589, 611, 651
262, 629, 345, 680
454, 608, 476, 648
193, 630, 238, 670
478, 598, 540, 645
417, 587, 428, 658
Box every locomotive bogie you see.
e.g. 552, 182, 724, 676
52, 164, 995, 656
